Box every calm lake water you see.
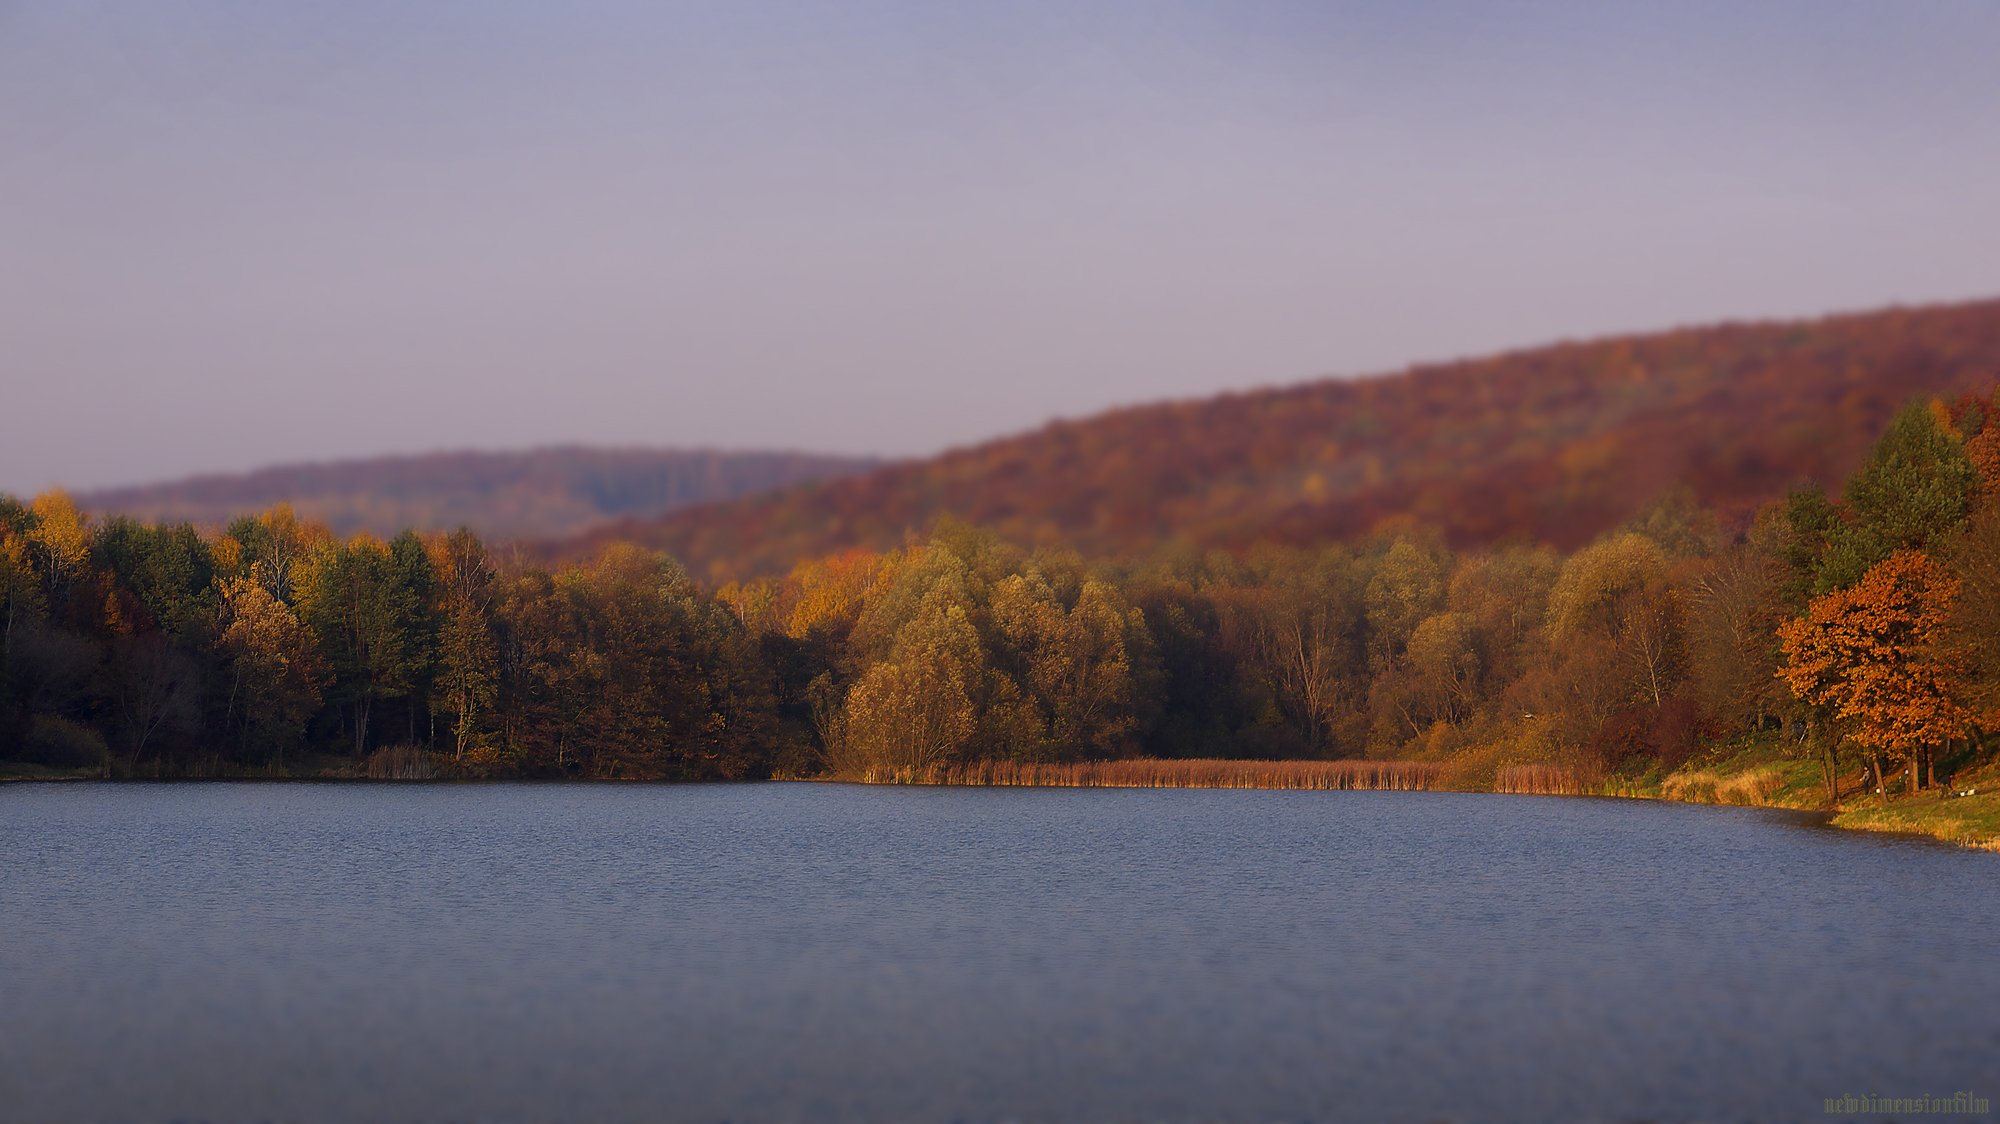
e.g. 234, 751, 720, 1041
2, 783, 1996, 1122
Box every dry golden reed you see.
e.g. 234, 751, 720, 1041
1662, 765, 1782, 805
843, 757, 1442, 790
1493, 763, 1593, 795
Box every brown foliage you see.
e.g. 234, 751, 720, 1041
1588, 698, 1709, 772
561, 299, 2000, 580
1778, 550, 1966, 784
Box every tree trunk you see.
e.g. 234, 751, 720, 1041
223, 665, 242, 745
1817, 722, 1838, 805
353, 696, 371, 757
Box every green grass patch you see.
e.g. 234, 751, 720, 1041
1632, 736, 2000, 849
1828, 757, 2000, 850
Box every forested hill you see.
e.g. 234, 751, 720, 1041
556, 298, 2000, 580
78, 448, 881, 541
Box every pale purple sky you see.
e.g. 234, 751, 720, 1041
4, 1, 1998, 493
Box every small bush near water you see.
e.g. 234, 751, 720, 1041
22, 716, 108, 769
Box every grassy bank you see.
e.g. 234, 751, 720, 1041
1538, 736, 2000, 851
1649, 740, 2000, 851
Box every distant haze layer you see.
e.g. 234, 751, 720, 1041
4, 1, 2000, 493
75, 448, 881, 542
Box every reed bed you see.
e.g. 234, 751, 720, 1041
364, 744, 437, 780
845, 757, 1443, 790
1493, 763, 1595, 795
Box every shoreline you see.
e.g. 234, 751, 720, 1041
814, 768, 2000, 852
8, 754, 1996, 852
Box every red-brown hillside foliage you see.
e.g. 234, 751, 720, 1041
558, 299, 2000, 581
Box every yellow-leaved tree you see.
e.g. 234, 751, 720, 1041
840, 587, 982, 780
216, 570, 327, 767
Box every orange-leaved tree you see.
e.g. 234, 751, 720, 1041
1777, 550, 1966, 794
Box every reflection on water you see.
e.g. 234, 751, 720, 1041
2, 783, 1996, 1121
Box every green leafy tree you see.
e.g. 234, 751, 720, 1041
1364, 538, 1445, 672
1814, 402, 1976, 591
1243, 548, 1366, 757
1405, 611, 1480, 728
992, 572, 1150, 760
92, 519, 219, 772
297, 536, 431, 756
93, 518, 218, 638
497, 544, 772, 779
0, 518, 46, 754
1547, 532, 1685, 708
386, 531, 440, 742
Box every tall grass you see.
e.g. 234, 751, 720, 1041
841, 757, 1442, 790
364, 744, 436, 780
1494, 763, 1597, 795
1661, 765, 1783, 805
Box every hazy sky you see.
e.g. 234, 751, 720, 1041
4, 1, 1999, 492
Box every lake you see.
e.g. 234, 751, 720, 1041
2, 783, 1995, 1121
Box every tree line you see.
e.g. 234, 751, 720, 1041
5, 392, 1999, 795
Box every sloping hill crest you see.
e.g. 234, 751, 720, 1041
559, 298, 2000, 579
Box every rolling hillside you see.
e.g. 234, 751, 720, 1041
557, 298, 2000, 580
78, 448, 881, 541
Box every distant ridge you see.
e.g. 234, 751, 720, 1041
77, 447, 883, 541
551, 297, 2000, 579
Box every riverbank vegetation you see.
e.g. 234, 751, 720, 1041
5, 394, 2000, 845
839, 758, 1443, 790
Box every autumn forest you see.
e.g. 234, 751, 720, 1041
8, 383, 2000, 830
